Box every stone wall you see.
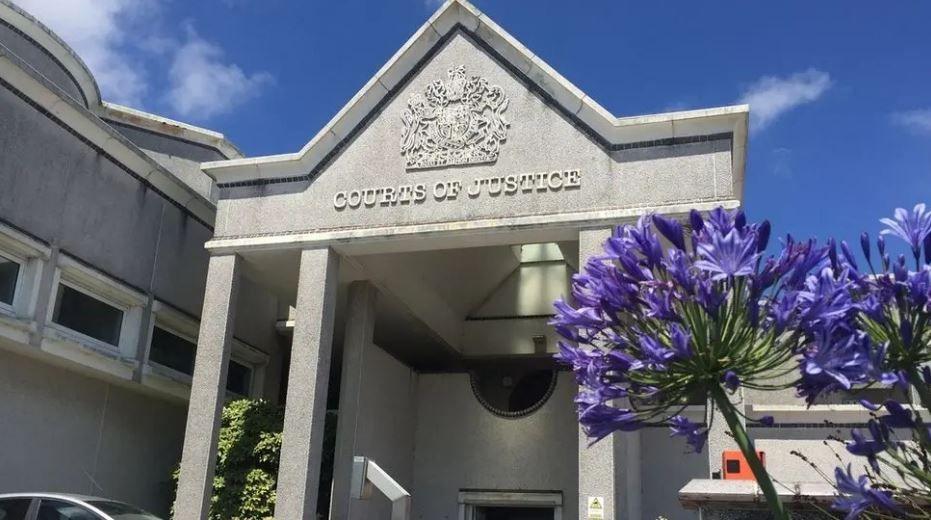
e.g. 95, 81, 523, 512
411, 371, 579, 519
0, 347, 186, 515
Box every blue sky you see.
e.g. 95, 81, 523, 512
15, 0, 931, 252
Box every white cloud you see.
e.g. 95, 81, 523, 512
164, 26, 273, 121
891, 109, 931, 135
13, 0, 272, 121
14, 0, 155, 105
737, 69, 832, 132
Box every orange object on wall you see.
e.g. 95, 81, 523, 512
722, 450, 765, 480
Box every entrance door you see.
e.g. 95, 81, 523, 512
475, 506, 554, 520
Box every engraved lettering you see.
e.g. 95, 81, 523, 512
333, 191, 347, 209
504, 175, 518, 194
547, 170, 563, 190
413, 183, 427, 202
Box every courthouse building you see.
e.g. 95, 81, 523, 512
0, 0, 867, 519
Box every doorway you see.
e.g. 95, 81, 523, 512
458, 491, 563, 520
475, 506, 555, 520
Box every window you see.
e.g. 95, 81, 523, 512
0, 254, 20, 306
470, 360, 557, 417
52, 284, 124, 345
227, 359, 253, 396
150, 326, 196, 375
36, 500, 99, 520
85, 500, 161, 520
0, 498, 32, 520
816, 385, 910, 406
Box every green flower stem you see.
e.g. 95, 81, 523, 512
907, 367, 931, 412
710, 385, 790, 520
905, 367, 931, 449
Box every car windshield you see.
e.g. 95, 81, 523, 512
84, 501, 163, 520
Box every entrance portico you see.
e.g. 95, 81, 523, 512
173, 1, 748, 519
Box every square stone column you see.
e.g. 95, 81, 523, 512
274, 247, 340, 520
329, 281, 378, 520
577, 227, 641, 520
174, 254, 242, 520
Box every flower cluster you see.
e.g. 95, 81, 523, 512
553, 207, 830, 452
803, 204, 931, 519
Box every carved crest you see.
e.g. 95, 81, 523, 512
400, 66, 510, 169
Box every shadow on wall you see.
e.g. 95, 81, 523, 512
640, 428, 708, 520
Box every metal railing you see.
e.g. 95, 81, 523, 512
349, 456, 411, 520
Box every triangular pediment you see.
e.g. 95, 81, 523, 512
202, 0, 747, 186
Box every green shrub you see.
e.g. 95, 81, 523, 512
171, 400, 340, 520
172, 399, 284, 520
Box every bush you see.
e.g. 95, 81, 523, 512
172, 399, 284, 520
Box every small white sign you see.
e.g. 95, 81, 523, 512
587, 496, 605, 520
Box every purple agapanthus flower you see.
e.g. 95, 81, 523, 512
880, 203, 931, 261
694, 228, 760, 280
552, 206, 829, 456
795, 204, 931, 519
833, 465, 900, 520
669, 415, 707, 454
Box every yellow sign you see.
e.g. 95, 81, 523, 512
587, 496, 605, 520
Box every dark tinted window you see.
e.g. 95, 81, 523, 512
227, 359, 252, 395
36, 499, 99, 520
0, 498, 31, 520
150, 327, 196, 374
470, 361, 557, 417
0, 255, 20, 305
86, 500, 162, 520
53, 285, 124, 345
477, 507, 554, 520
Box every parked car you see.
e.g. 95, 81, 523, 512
0, 494, 163, 520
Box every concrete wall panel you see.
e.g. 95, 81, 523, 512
0, 25, 86, 105
151, 207, 212, 316
0, 85, 162, 289
347, 343, 417, 520
412, 371, 578, 520
639, 429, 707, 520
0, 348, 186, 516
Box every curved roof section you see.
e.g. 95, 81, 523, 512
201, 0, 748, 189
0, 0, 101, 107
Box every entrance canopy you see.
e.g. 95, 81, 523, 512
200, 0, 747, 257
176, 2, 751, 520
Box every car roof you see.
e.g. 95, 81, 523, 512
0, 493, 114, 502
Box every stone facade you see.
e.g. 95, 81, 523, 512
0, 0, 864, 519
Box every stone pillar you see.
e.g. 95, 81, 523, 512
274, 247, 340, 520
577, 227, 641, 520
329, 282, 378, 520
174, 254, 241, 520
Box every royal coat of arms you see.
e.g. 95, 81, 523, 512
400, 65, 510, 169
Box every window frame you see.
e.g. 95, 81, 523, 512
0, 252, 25, 313
0, 224, 49, 321
45, 255, 145, 358
147, 301, 199, 379
148, 322, 198, 377
51, 281, 127, 348
144, 300, 269, 399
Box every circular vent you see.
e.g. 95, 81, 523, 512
470, 362, 558, 418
